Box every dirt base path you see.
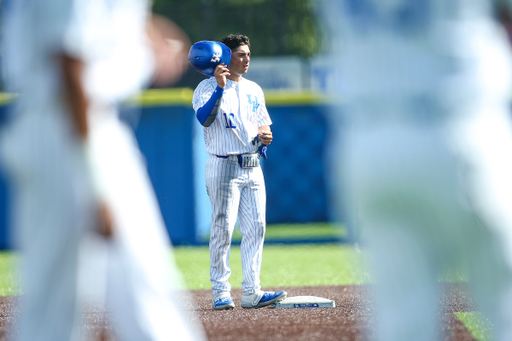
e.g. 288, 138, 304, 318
0, 283, 478, 341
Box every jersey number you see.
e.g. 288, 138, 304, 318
223, 113, 237, 129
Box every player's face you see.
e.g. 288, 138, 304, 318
229, 44, 250, 77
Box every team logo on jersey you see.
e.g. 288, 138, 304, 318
211, 53, 221, 63
247, 95, 259, 112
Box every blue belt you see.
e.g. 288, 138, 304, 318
216, 155, 229, 159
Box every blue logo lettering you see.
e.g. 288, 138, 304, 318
247, 95, 259, 112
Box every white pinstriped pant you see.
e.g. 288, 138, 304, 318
205, 154, 266, 296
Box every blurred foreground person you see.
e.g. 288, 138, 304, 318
1, 0, 204, 340
321, 0, 512, 340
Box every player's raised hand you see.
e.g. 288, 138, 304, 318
214, 63, 230, 88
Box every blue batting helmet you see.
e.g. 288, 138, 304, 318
188, 41, 232, 77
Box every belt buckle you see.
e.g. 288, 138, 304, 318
237, 153, 259, 168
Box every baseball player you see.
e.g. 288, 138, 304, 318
322, 0, 512, 340
0, 1, 205, 340
192, 35, 287, 310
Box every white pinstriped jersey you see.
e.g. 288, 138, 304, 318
192, 77, 272, 156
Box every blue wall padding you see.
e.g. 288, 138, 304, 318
263, 105, 330, 224
0, 154, 9, 250
0, 104, 12, 249
0, 101, 334, 248
134, 105, 196, 245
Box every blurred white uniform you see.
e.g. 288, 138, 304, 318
322, 0, 512, 340
1, 1, 203, 341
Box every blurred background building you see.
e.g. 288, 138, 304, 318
152, 0, 333, 92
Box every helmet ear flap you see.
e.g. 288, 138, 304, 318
188, 41, 232, 77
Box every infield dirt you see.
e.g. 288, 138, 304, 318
0, 283, 478, 340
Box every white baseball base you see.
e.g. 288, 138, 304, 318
271, 296, 335, 309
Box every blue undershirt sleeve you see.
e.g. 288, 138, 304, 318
196, 86, 224, 127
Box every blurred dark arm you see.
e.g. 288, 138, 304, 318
57, 54, 89, 139
57, 54, 114, 238
497, 3, 512, 44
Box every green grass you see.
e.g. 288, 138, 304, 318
173, 243, 370, 290
238, 222, 347, 241
0, 242, 366, 293
199, 222, 348, 244
0, 251, 21, 296
0, 230, 491, 341
455, 312, 493, 341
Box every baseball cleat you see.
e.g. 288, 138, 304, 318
241, 291, 287, 309
212, 296, 235, 310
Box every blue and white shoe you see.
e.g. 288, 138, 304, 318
212, 296, 235, 310
241, 291, 287, 309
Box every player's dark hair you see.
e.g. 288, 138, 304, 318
220, 34, 250, 51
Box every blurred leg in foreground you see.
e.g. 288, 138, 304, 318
0, 0, 204, 340
320, 1, 512, 340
